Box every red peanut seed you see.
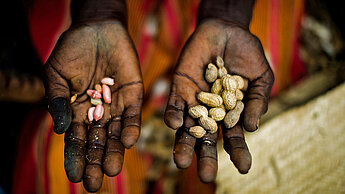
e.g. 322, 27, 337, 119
102, 84, 111, 104
87, 90, 102, 99
88, 107, 95, 122
101, 77, 115, 86
94, 104, 104, 121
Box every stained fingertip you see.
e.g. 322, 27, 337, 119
198, 158, 218, 183
164, 109, 184, 130
230, 148, 252, 174
103, 139, 124, 177
83, 165, 103, 193
104, 153, 123, 176
173, 144, 194, 169
64, 123, 86, 182
121, 126, 140, 148
243, 99, 266, 132
64, 157, 84, 182
49, 97, 71, 134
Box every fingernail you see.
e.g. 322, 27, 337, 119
102, 84, 111, 104
49, 97, 71, 134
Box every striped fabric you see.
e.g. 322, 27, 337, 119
13, 0, 305, 193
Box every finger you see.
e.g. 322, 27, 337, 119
164, 85, 185, 130
173, 116, 196, 169
121, 104, 142, 149
83, 124, 106, 193
243, 68, 274, 132
195, 131, 218, 183
104, 116, 125, 176
222, 123, 251, 174
45, 63, 71, 134
64, 122, 87, 182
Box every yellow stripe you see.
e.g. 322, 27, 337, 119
48, 131, 70, 194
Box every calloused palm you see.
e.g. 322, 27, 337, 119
44, 21, 143, 192
164, 19, 274, 182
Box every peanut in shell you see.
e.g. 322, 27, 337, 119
197, 92, 223, 107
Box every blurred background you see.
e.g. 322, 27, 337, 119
1, 0, 345, 193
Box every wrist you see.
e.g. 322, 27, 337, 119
197, 0, 255, 30
71, 0, 127, 27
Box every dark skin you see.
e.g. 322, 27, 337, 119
44, 0, 274, 192
44, 21, 143, 192
164, 19, 274, 182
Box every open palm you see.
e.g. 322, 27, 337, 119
164, 19, 274, 182
44, 21, 143, 192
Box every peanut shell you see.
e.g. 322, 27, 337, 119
232, 75, 245, 90
189, 126, 206, 138
224, 101, 244, 128
222, 75, 238, 91
235, 89, 244, 101
205, 63, 218, 83
222, 90, 236, 110
209, 107, 226, 121
211, 79, 223, 95
216, 56, 224, 68
218, 67, 228, 78
188, 105, 208, 118
199, 116, 218, 133
197, 92, 223, 107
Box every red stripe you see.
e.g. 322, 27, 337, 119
116, 170, 124, 194
290, 2, 305, 83
137, 0, 155, 66
269, 0, 279, 95
164, 0, 181, 48
28, 0, 67, 64
69, 181, 77, 194
12, 109, 47, 194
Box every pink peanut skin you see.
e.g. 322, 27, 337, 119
87, 90, 102, 99
101, 77, 115, 86
88, 107, 95, 122
102, 84, 111, 104
93, 104, 104, 121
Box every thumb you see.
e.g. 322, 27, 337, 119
44, 63, 71, 134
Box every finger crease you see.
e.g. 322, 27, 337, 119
106, 150, 124, 155
167, 104, 184, 112
66, 136, 86, 145
86, 163, 102, 167
123, 114, 140, 120
199, 155, 218, 161
88, 142, 105, 149
124, 123, 140, 128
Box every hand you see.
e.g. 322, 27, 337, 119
164, 19, 274, 182
44, 21, 143, 192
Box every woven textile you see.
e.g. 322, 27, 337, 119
217, 82, 345, 194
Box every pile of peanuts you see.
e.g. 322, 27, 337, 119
188, 56, 245, 138
70, 77, 114, 122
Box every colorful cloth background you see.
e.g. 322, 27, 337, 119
12, 0, 305, 193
